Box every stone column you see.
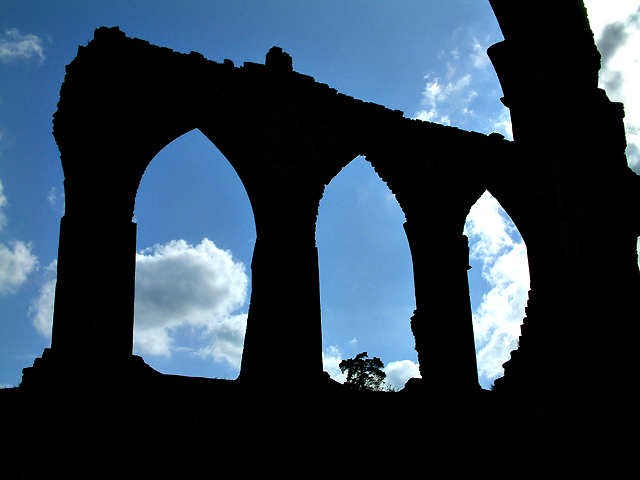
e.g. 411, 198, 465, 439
404, 220, 480, 394
21, 201, 138, 389
239, 215, 324, 386
51, 214, 137, 361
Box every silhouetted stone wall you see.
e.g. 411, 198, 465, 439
14, 3, 640, 476
29, 25, 508, 392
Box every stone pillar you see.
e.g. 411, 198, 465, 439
239, 216, 324, 386
404, 220, 479, 394
21, 203, 138, 389
51, 214, 137, 360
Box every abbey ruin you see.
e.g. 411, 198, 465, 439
4, 1, 639, 477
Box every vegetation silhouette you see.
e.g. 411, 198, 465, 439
339, 351, 387, 391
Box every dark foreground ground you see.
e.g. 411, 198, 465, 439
0, 369, 626, 479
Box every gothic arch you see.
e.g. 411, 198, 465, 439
46, 27, 506, 391
132, 128, 256, 378
28, 0, 637, 402
316, 155, 416, 366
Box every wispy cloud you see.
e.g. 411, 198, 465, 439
47, 186, 65, 215
470, 37, 491, 69
0, 29, 45, 64
0, 179, 8, 231
413, 35, 512, 139
465, 191, 529, 386
415, 72, 474, 126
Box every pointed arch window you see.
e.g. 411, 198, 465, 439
133, 129, 256, 380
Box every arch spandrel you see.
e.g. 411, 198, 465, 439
363, 120, 502, 230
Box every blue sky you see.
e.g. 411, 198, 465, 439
1, 1, 639, 390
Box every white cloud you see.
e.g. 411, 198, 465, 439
29, 238, 251, 373
584, 1, 640, 173
384, 360, 421, 390
0, 29, 45, 64
473, 243, 529, 380
465, 192, 529, 386
0, 241, 39, 295
464, 191, 515, 261
29, 260, 57, 337
0, 179, 39, 295
323, 345, 347, 383
193, 313, 247, 369
322, 345, 420, 390
133, 238, 249, 369
584, 1, 640, 39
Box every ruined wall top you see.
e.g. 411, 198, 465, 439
53, 26, 508, 226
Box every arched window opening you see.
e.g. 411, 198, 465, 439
316, 156, 419, 391
464, 190, 530, 390
133, 129, 256, 380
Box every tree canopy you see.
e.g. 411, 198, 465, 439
339, 352, 387, 391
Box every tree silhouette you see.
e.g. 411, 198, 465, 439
339, 352, 387, 391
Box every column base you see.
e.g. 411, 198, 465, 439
20, 348, 161, 391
